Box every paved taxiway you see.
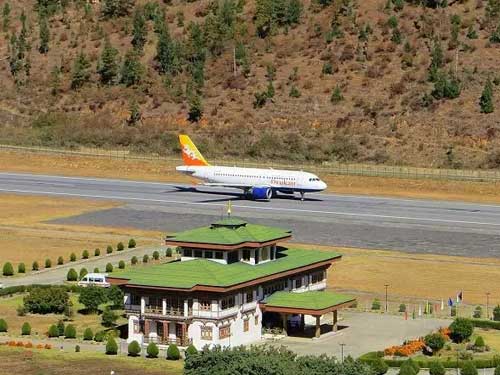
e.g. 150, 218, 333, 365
1, 172, 500, 257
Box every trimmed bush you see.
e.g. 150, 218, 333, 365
474, 336, 485, 348
57, 320, 65, 336
105, 263, 113, 273
79, 268, 88, 279
493, 305, 500, 321
2, 262, 14, 276
75, 344, 80, 352
17, 263, 26, 274
128, 238, 136, 248
166, 248, 172, 257
461, 361, 478, 375
368, 356, 388, 375
429, 361, 446, 375
67, 268, 78, 281
45, 259, 52, 268
185, 344, 198, 358
128, 340, 141, 356
450, 318, 474, 343
0, 319, 7, 332
93, 267, 99, 273
153, 250, 160, 260
147, 342, 159, 358
106, 337, 118, 355
101, 307, 118, 327
471, 319, 500, 330
64, 324, 76, 339
83, 327, 93, 341
32, 261, 39, 271
166, 344, 180, 360
48, 324, 59, 337
57, 256, 64, 265
21, 322, 31, 335
118, 260, 125, 269
70, 253, 77, 262
82, 250, 89, 259
94, 248, 101, 256
106, 245, 113, 254
399, 304, 406, 313
398, 361, 417, 375
94, 331, 105, 342
131, 256, 138, 265
425, 333, 446, 354
372, 299, 381, 310
117, 242, 124, 251
142, 254, 149, 263
473, 306, 482, 319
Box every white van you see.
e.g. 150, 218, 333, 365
77, 273, 110, 288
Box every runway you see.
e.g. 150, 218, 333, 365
1, 172, 500, 257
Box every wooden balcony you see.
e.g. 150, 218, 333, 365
143, 336, 192, 347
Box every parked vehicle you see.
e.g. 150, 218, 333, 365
77, 273, 110, 288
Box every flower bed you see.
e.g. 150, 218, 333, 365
1, 341, 51, 350
384, 339, 425, 357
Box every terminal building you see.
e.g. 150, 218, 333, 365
108, 217, 354, 349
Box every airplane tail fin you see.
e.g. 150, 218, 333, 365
179, 134, 210, 166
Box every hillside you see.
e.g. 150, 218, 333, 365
0, 0, 499, 169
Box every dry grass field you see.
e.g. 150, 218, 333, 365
1, 150, 500, 204
0, 193, 160, 267
0, 346, 182, 375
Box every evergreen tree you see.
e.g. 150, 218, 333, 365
480, 78, 494, 113
331, 85, 344, 104
50, 65, 61, 96
120, 49, 143, 86
428, 39, 444, 81
466, 25, 478, 39
39, 11, 50, 54
432, 70, 461, 99
127, 100, 141, 126
101, 0, 135, 19
97, 38, 119, 85
71, 51, 91, 90
187, 93, 203, 122
2, 3, 11, 32
156, 27, 182, 75
185, 22, 206, 87
131, 8, 147, 52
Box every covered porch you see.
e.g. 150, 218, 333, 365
260, 291, 355, 339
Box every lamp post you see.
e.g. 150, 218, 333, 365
339, 343, 346, 363
384, 284, 389, 312
486, 292, 491, 320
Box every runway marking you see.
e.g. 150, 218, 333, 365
1, 187, 500, 227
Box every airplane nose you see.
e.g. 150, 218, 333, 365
320, 181, 327, 190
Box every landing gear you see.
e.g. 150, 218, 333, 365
300, 192, 305, 201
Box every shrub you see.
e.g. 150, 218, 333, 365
473, 306, 482, 319
185, 344, 198, 358
32, 261, 39, 271
67, 268, 78, 281
0, 319, 7, 332
82, 250, 89, 259
167, 344, 180, 360
105, 263, 113, 273
494, 365, 500, 375
166, 248, 172, 257
131, 256, 138, 265
494, 306, 500, 321
79, 268, 88, 279
118, 260, 125, 269
152, 250, 160, 260
128, 238, 136, 248
331, 85, 344, 104
93, 267, 99, 273
45, 259, 52, 268
322, 61, 334, 75
101, 307, 118, 327
75, 344, 80, 352
17, 263, 26, 273
94, 331, 105, 342
369, 356, 389, 375
372, 299, 381, 310
117, 242, 124, 251
57, 256, 64, 265
21, 322, 31, 335
94, 248, 101, 256
474, 336, 485, 348
289, 85, 301, 98
147, 342, 159, 358
83, 328, 93, 341
461, 361, 478, 375
128, 340, 141, 356
2, 262, 14, 276
399, 304, 406, 313
425, 333, 446, 354
78, 286, 106, 313
64, 324, 76, 339
48, 324, 59, 337
24, 287, 70, 314
70, 253, 76, 262
398, 361, 417, 375
16, 305, 26, 316
106, 337, 118, 355
143, 254, 149, 263
429, 361, 446, 375
106, 245, 113, 254
450, 318, 474, 343
57, 320, 65, 336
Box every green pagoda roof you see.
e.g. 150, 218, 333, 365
262, 291, 355, 311
110, 248, 341, 290
166, 217, 292, 246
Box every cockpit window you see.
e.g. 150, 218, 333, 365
309, 178, 320, 181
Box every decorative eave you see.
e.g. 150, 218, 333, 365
165, 235, 292, 251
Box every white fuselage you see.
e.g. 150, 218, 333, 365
176, 165, 327, 193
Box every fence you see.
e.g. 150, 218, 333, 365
1, 143, 500, 182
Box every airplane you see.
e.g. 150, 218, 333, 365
175, 135, 327, 201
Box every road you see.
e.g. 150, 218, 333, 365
1, 172, 500, 257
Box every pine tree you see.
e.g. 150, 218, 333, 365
120, 49, 143, 86
97, 38, 119, 85
127, 100, 141, 126
50, 65, 61, 96
428, 39, 444, 82
101, 0, 135, 19
187, 93, 203, 122
131, 8, 147, 52
2, 3, 11, 32
331, 85, 344, 104
71, 51, 91, 90
39, 12, 50, 54
480, 78, 494, 113
156, 27, 182, 75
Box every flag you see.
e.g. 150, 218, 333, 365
448, 298, 453, 307
227, 200, 232, 216
441, 299, 444, 311
456, 291, 463, 303
418, 305, 422, 317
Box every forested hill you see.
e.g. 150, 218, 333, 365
1, 0, 499, 168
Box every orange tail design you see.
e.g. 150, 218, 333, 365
179, 135, 210, 166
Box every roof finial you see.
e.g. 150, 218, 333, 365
227, 200, 232, 217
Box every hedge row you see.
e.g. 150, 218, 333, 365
471, 319, 500, 330
0, 284, 82, 297
360, 352, 500, 369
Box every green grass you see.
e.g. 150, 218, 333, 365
111, 248, 341, 289
262, 291, 354, 310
